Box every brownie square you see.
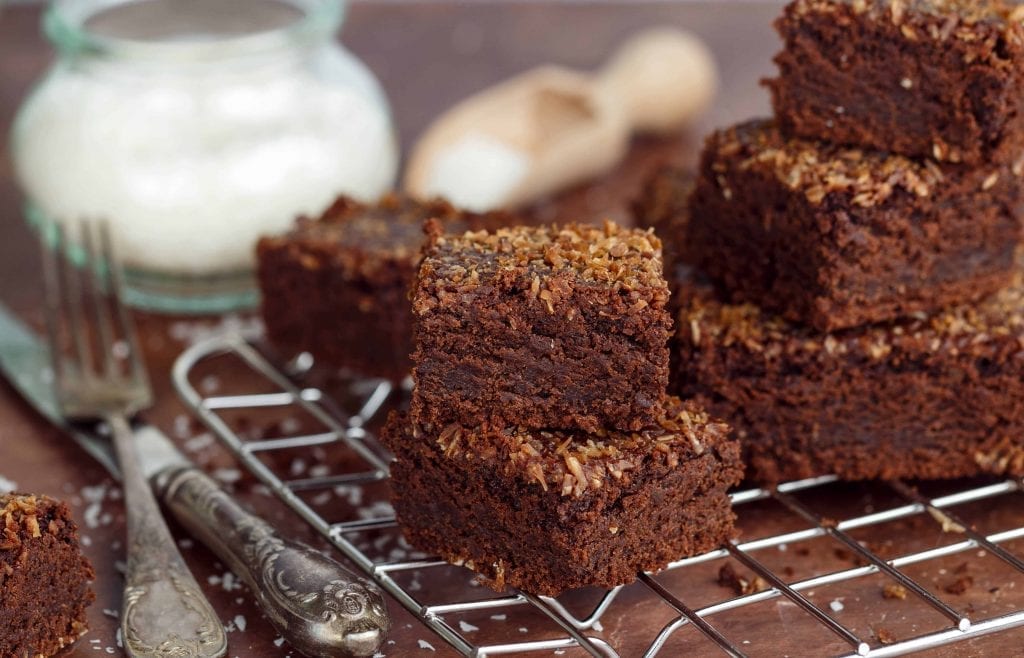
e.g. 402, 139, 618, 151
381, 397, 743, 596
767, 0, 1024, 166
683, 119, 1022, 332
1, 494, 95, 657
673, 264, 1024, 484
410, 220, 672, 433
256, 194, 520, 380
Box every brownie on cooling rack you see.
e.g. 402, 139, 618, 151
0, 493, 96, 657
673, 264, 1024, 484
256, 194, 521, 381
410, 220, 672, 433
682, 119, 1022, 333
381, 397, 743, 597
766, 0, 1024, 166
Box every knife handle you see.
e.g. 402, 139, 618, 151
154, 465, 391, 658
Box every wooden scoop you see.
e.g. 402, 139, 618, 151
404, 28, 718, 212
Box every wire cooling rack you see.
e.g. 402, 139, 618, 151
172, 334, 1024, 657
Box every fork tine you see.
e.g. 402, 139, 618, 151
98, 221, 149, 387
40, 221, 66, 382
81, 220, 119, 379
63, 221, 95, 378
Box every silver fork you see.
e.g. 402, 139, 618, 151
41, 221, 227, 658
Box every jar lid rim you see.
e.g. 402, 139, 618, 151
44, 0, 346, 61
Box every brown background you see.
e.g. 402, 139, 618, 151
1, 1, 1022, 656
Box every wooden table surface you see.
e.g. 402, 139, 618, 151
1, 2, 1022, 656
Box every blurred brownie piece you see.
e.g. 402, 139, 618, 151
631, 164, 693, 271
684, 119, 1022, 332
256, 194, 518, 380
381, 397, 742, 596
0, 493, 95, 657
410, 220, 672, 433
673, 264, 1024, 483
767, 0, 1024, 165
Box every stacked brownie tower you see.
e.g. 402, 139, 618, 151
382, 220, 743, 596
639, 0, 1024, 483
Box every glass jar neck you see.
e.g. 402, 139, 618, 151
44, 0, 345, 67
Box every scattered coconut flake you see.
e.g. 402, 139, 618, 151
234, 615, 247, 632
273, 638, 286, 647
334, 485, 364, 507
184, 433, 215, 452
0, 475, 17, 493
357, 500, 394, 520
213, 468, 242, 484
169, 315, 264, 347
490, 614, 506, 621
417, 639, 435, 651
830, 599, 844, 613
593, 621, 603, 632
458, 620, 479, 633
173, 415, 192, 439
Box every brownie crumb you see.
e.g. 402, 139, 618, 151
717, 562, 768, 596
944, 575, 974, 595
876, 627, 897, 645
882, 583, 908, 600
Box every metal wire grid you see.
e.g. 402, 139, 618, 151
171, 334, 1024, 657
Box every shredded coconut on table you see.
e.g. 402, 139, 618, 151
0, 475, 17, 493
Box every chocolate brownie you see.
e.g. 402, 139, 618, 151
1, 493, 96, 657
673, 264, 1024, 483
631, 165, 694, 271
257, 194, 520, 381
684, 119, 1022, 332
767, 0, 1024, 166
381, 398, 742, 596
410, 220, 672, 433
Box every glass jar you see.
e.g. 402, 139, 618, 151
12, 0, 398, 312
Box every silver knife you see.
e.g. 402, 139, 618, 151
0, 302, 391, 658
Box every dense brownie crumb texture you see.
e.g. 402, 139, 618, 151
382, 398, 743, 596
390, 219, 742, 596
410, 220, 673, 432
768, 0, 1024, 165
0, 493, 96, 657
674, 266, 1024, 483
256, 193, 522, 381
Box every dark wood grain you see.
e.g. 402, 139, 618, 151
1, 2, 1022, 656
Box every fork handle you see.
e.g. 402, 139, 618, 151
153, 463, 391, 658
109, 414, 228, 658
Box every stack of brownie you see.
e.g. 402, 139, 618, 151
381, 220, 743, 596
638, 0, 1024, 483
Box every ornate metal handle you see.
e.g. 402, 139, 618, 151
110, 415, 228, 658
154, 465, 391, 658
